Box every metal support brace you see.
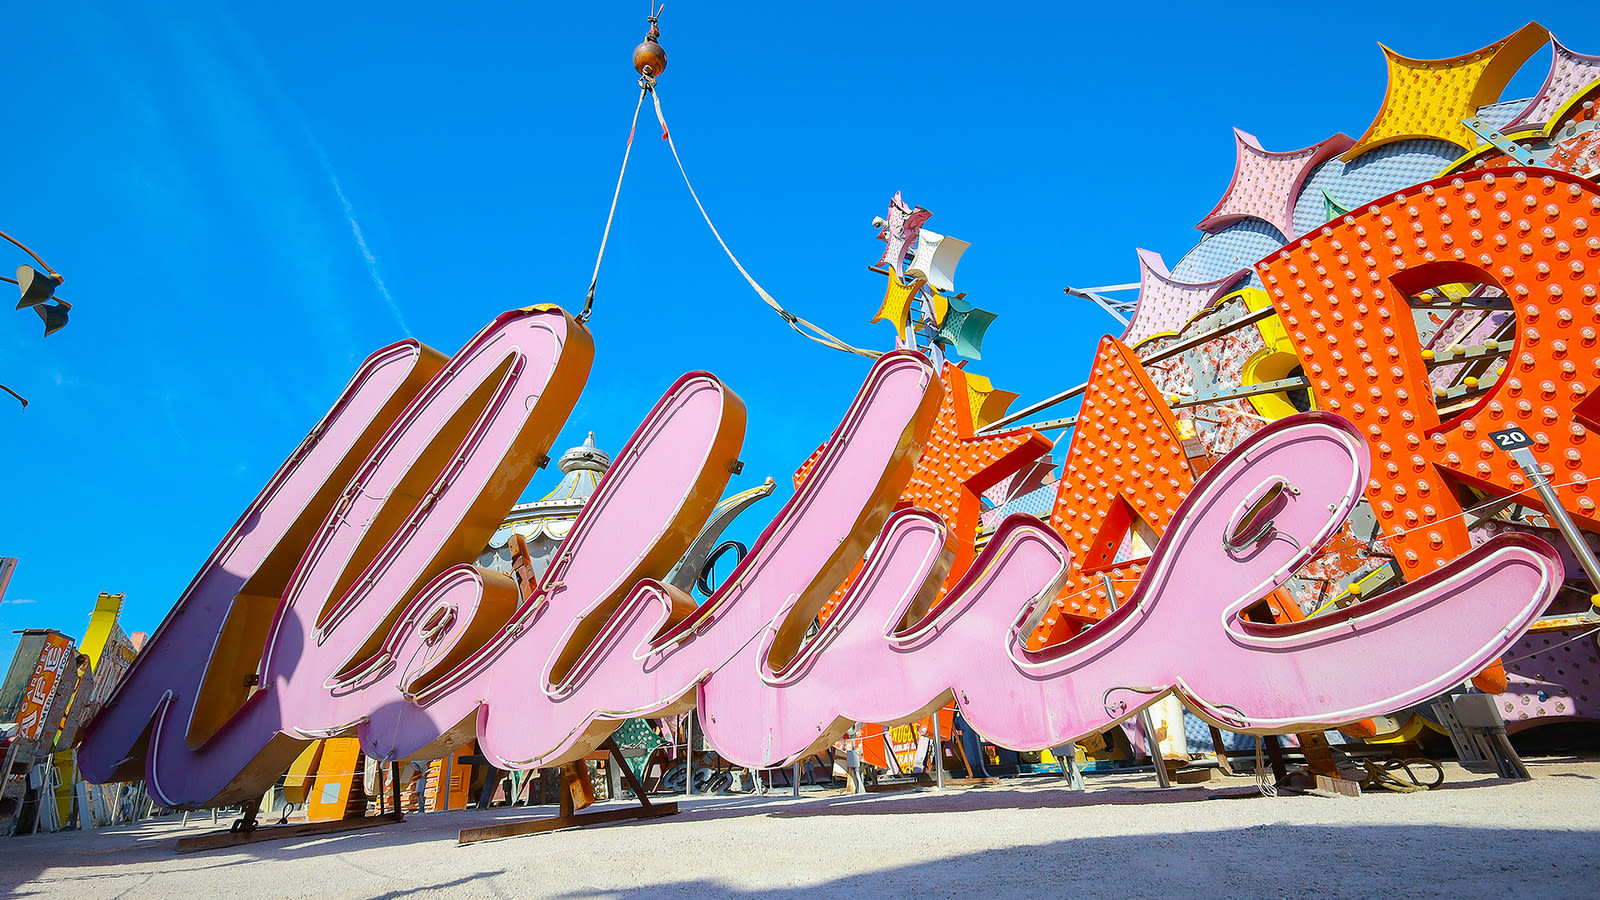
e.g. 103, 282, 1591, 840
1462, 117, 1539, 166
1065, 286, 1134, 327
1053, 745, 1085, 791
1100, 574, 1171, 789
1208, 726, 1236, 776
979, 305, 1278, 434
848, 724, 865, 794
456, 737, 677, 844
685, 712, 695, 798
1508, 444, 1600, 618
1137, 711, 1172, 788
1027, 415, 1078, 432
1171, 377, 1310, 409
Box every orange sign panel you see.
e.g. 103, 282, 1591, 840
1029, 337, 1198, 647
798, 364, 1049, 622
16, 632, 74, 741
1262, 168, 1600, 578
305, 737, 364, 822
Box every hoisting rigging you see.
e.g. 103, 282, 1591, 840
580, 7, 881, 359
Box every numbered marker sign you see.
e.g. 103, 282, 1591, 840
1489, 426, 1531, 452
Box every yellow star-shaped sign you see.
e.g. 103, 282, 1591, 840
1342, 22, 1548, 161
870, 273, 926, 333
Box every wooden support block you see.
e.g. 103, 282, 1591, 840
1208, 726, 1235, 776
1311, 774, 1362, 798
1263, 735, 1288, 781
1298, 732, 1341, 778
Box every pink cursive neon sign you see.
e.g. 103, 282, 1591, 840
79, 307, 1563, 809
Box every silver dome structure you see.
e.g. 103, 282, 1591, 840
476, 432, 610, 580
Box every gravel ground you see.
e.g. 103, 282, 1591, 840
3, 758, 1597, 898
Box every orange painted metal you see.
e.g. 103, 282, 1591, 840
1027, 338, 1196, 648
798, 363, 1050, 623
423, 743, 475, 812
305, 737, 365, 822
899, 364, 1052, 596
1260, 167, 1600, 578
14, 632, 74, 741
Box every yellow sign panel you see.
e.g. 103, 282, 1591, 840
1343, 22, 1548, 160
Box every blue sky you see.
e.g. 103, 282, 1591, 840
2, 2, 1598, 664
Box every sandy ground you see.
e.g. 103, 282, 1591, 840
3, 759, 1597, 899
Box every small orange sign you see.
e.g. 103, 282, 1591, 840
16, 632, 74, 741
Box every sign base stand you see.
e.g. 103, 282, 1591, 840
177, 761, 408, 854
175, 808, 404, 854
458, 737, 678, 845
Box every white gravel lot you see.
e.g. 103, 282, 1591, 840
3, 758, 1597, 899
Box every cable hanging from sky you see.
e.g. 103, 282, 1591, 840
580, 8, 882, 360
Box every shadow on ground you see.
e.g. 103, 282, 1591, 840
542, 822, 1592, 898
0, 770, 1590, 898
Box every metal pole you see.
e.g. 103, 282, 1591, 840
978, 304, 1278, 434
443, 754, 453, 811
1051, 742, 1084, 791
684, 712, 694, 798
930, 711, 944, 789
1066, 287, 1132, 327
980, 381, 1089, 433
1139, 304, 1275, 367
1509, 445, 1600, 599
791, 762, 800, 798
848, 724, 864, 794
1137, 711, 1172, 788
1100, 574, 1170, 788
1172, 376, 1311, 409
